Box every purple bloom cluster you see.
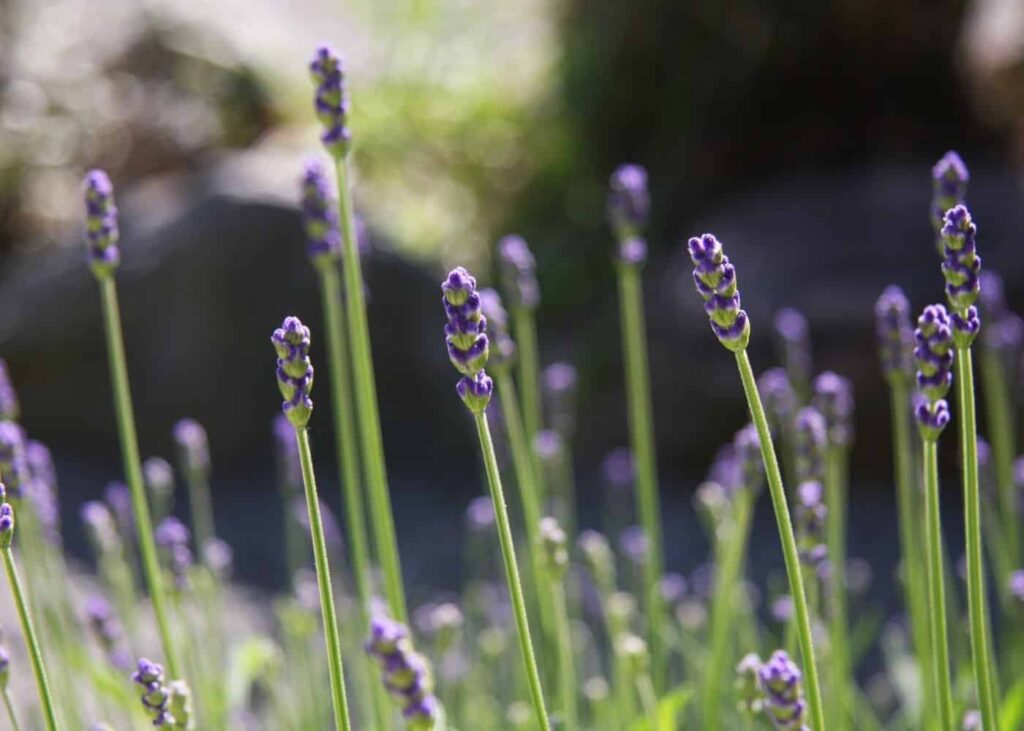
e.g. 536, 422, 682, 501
931, 151, 968, 253
0, 421, 28, 498
0, 643, 8, 688
1009, 570, 1024, 604
478, 288, 516, 370
608, 164, 650, 264
86, 595, 128, 669
734, 423, 763, 491
497, 234, 540, 310
300, 160, 341, 265
172, 418, 210, 481
759, 368, 796, 436
309, 45, 352, 159
26, 439, 61, 545
812, 372, 854, 448
874, 286, 915, 382
366, 616, 439, 730
132, 658, 174, 726
774, 308, 813, 394
688, 233, 750, 352
793, 408, 826, 484
155, 517, 193, 588
795, 480, 827, 568
0, 489, 13, 549
442, 267, 493, 413
940, 205, 982, 316
83, 170, 120, 276
758, 649, 809, 730
0, 359, 19, 422
914, 305, 954, 439
601, 447, 634, 491
543, 361, 578, 438
272, 316, 315, 428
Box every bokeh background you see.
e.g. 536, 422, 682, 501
0, 0, 1023, 600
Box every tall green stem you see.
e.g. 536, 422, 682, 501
97, 276, 180, 678
333, 158, 408, 623
922, 439, 955, 729
496, 373, 554, 652
734, 350, 824, 731
825, 446, 851, 731
511, 308, 544, 495
955, 349, 1000, 730
473, 412, 551, 731
980, 349, 1020, 569
2, 685, 21, 731
889, 379, 934, 725
294, 426, 353, 731
550, 576, 578, 731
2, 546, 59, 730
184, 473, 215, 560
615, 263, 666, 691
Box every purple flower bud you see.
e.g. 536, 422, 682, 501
794, 407, 826, 484
951, 305, 980, 349
601, 448, 634, 491
478, 288, 516, 370
534, 429, 563, 463
300, 160, 341, 265
618, 237, 648, 266
962, 709, 982, 731
0, 500, 13, 548
465, 495, 495, 532
812, 372, 854, 447
81, 500, 119, 554
688, 233, 750, 352
25, 441, 59, 545
497, 235, 540, 310
759, 368, 796, 435
272, 316, 315, 427
931, 151, 969, 252
758, 649, 808, 730
660, 572, 688, 605
608, 164, 650, 238
774, 308, 813, 393
132, 658, 174, 726
1009, 569, 1024, 603
309, 45, 352, 159
734, 423, 763, 490
366, 615, 439, 725
875, 286, 915, 382
172, 418, 210, 480
456, 372, 493, 414
915, 304, 954, 405
143, 456, 175, 508
0, 360, 20, 422
916, 399, 951, 441
796, 481, 827, 568
104, 481, 133, 538
940, 205, 982, 313
86, 594, 126, 665
443, 267, 493, 412
83, 170, 121, 277
0, 422, 28, 498
618, 525, 649, 566
155, 516, 193, 588
0, 644, 9, 688
203, 538, 234, 579
771, 595, 793, 622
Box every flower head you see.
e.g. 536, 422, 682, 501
144, 456, 175, 515
83, 170, 120, 277
931, 151, 968, 252
875, 286, 914, 382
443, 267, 493, 413
0, 421, 28, 498
1010, 570, 1024, 604
688, 233, 750, 352
172, 418, 210, 481
759, 368, 796, 436
478, 288, 516, 370
0, 644, 8, 689
155, 516, 193, 588
272, 316, 315, 427
774, 308, 813, 393
812, 372, 854, 447
132, 658, 174, 726
794, 407, 826, 484
758, 649, 808, 730
601, 448, 634, 491
795, 481, 827, 568
300, 160, 341, 266
309, 45, 351, 159
0, 360, 19, 422
497, 235, 539, 310
0, 499, 13, 549
608, 164, 650, 238
734, 423, 763, 491
940, 205, 981, 313
366, 615, 439, 729
915, 304, 954, 440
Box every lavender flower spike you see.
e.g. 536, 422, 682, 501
774, 308, 813, 393
478, 288, 516, 370
914, 304, 954, 440
0, 421, 28, 498
608, 164, 650, 264
940, 205, 981, 314
83, 170, 121, 277
272, 316, 315, 428
812, 372, 854, 448
497, 235, 540, 310
309, 45, 352, 159
443, 267, 493, 413
758, 649, 809, 730
931, 151, 969, 253
132, 658, 175, 726
366, 615, 439, 730
874, 285, 914, 383
0, 495, 14, 549
0, 359, 19, 422
0, 643, 8, 689
172, 419, 210, 481
793, 407, 826, 484
688, 233, 750, 352
300, 159, 341, 267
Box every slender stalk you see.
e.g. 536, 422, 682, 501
825, 445, 851, 731
333, 159, 408, 623
734, 350, 824, 731
922, 439, 955, 729
979, 349, 1020, 569
293, 427, 353, 731
511, 307, 544, 498
615, 263, 666, 691
2, 547, 59, 730
550, 577, 578, 731
635, 672, 659, 731
702, 488, 756, 729
473, 412, 551, 730
318, 267, 374, 617
889, 379, 934, 725
98, 276, 180, 678
496, 373, 555, 651
2, 685, 21, 731
183, 475, 215, 558
955, 349, 1000, 730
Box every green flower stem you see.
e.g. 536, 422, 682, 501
333, 158, 408, 623
511, 307, 545, 499
473, 411, 551, 731
97, 276, 180, 678
183, 475, 215, 561
635, 671, 659, 731
2, 684, 21, 731
922, 438, 955, 729
294, 426, 353, 731
825, 445, 851, 731
317, 267, 374, 620
615, 262, 666, 692
702, 487, 756, 729
733, 349, 824, 731
954, 349, 1000, 730
2, 546, 59, 730
888, 379, 935, 725
496, 372, 555, 653
979, 349, 1020, 569
550, 574, 578, 731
